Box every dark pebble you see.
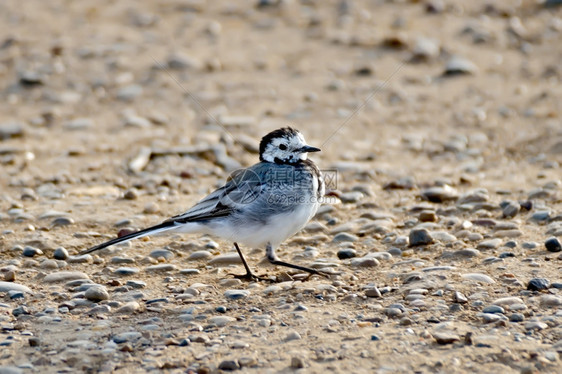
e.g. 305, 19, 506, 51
509, 313, 525, 322
337, 248, 357, 259
216, 306, 227, 313
504, 240, 517, 248
527, 278, 550, 291
218, 360, 240, 371
53, 247, 69, 260
482, 305, 505, 314
499, 252, 515, 258
545, 237, 562, 252
22, 246, 42, 257
28, 337, 40, 347
409, 229, 434, 246
12, 306, 30, 316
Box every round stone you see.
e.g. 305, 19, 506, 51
53, 247, 69, 260
527, 278, 550, 291
85, 285, 109, 302
545, 237, 561, 252
22, 246, 42, 257
409, 229, 433, 246
337, 248, 357, 259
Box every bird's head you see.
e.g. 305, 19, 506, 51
259, 127, 321, 164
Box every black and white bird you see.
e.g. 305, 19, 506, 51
81, 127, 326, 280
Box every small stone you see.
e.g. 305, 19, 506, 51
493, 297, 524, 306
116, 301, 141, 314
224, 289, 250, 300
409, 229, 433, 246
350, 257, 379, 268
502, 200, 520, 218
116, 85, 143, 102
22, 246, 42, 257
114, 267, 140, 275
527, 278, 550, 291
53, 247, 69, 260
332, 232, 358, 243
123, 188, 139, 200
218, 360, 240, 371
187, 251, 213, 260
477, 238, 502, 250
284, 331, 302, 342
461, 273, 495, 284
433, 332, 460, 345
145, 264, 176, 272
540, 295, 562, 307
85, 286, 109, 302
419, 211, 437, 222
64, 118, 94, 130
149, 249, 174, 261
52, 217, 74, 226
209, 253, 243, 266
0, 282, 32, 294
28, 337, 40, 347
525, 321, 548, 331
290, 357, 306, 369
444, 56, 478, 76
545, 237, 562, 252
421, 186, 458, 202
509, 313, 525, 322
454, 291, 468, 304
0, 122, 25, 139
482, 305, 505, 314
365, 288, 382, 298
3, 271, 15, 282
209, 316, 236, 327
43, 271, 89, 283
337, 248, 357, 259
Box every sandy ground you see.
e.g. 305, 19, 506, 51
1, 0, 562, 373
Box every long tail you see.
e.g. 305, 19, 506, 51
79, 221, 177, 255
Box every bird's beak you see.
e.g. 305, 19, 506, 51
299, 145, 321, 153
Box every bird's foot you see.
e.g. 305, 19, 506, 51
228, 271, 274, 283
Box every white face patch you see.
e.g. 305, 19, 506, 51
261, 131, 310, 163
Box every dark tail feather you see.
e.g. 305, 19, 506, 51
80, 221, 177, 255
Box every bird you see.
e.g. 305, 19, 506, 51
80, 127, 326, 281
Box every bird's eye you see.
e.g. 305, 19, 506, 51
279, 144, 287, 150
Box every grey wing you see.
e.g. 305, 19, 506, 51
166, 166, 265, 223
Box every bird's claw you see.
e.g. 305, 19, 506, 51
228, 272, 274, 283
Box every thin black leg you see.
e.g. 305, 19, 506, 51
229, 242, 272, 282
268, 259, 330, 279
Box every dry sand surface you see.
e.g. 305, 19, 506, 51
1, 0, 562, 373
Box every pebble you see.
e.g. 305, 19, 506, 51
290, 357, 306, 369
53, 247, 69, 260
443, 56, 478, 76
209, 316, 236, 327
0, 122, 25, 139
350, 257, 379, 267
540, 295, 562, 307
545, 237, 562, 252
492, 297, 524, 306
218, 360, 240, 371
525, 321, 548, 331
209, 253, 242, 265
332, 232, 358, 243
284, 331, 302, 341
482, 305, 505, 314
187, 251, 213, 260
527, 278, 550, 291
145, 264, 176, 272
409, 229, 433, 246
224, 290, 250, 300
477, 238, 502, 250
509, 313, 525, 322
0, 282, 31, 294
149, 249, 174, 261
22, 246, 42, 257
461, 273, 495, 284
421, 186, 458, 202
433, 332, 460, 345
442, 249, 480, 259
337, 248, 357, 259
501, 200, 520, 218
85, 286, 109, 302
114, 267, 139, 275
43, 272, 89, 283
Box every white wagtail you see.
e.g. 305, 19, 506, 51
81, 127, 326, 281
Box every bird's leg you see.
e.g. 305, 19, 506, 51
229, 242, 272, 282
266, 243, 330, 279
